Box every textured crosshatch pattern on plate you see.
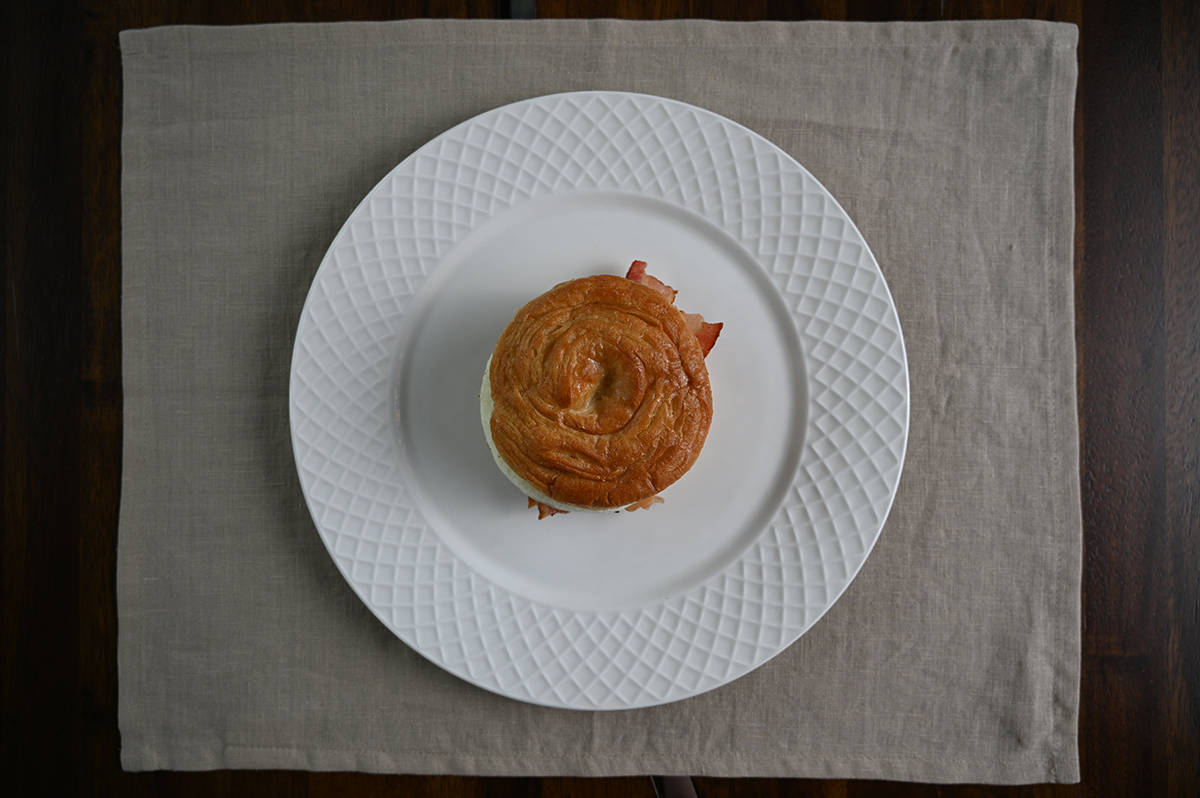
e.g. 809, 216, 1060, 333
290, 92, 908, 709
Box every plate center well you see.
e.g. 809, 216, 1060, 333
395, 190, 806, 611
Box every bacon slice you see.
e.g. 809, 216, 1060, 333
682, 313, 723, 357
528, 497, 568, 520
626, 260, 722, 357
625, 260, 677, 303
624, 495, 665, 512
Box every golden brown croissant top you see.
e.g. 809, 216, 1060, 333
488, 274, 714, 509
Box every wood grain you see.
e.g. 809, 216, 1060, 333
1076, 3, 1165, 797
1161, 0, 1200, 794
3, 1, 1197, 796
4, 4, 83, 798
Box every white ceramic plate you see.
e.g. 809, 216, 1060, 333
290, 92, 908, 709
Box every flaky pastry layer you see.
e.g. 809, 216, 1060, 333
487, 275, 713, 509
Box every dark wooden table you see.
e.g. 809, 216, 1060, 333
4, 1, 1197, 795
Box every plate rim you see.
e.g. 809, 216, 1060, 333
289, 90, 910, 709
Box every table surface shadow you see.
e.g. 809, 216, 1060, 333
3, 1, 1197, 796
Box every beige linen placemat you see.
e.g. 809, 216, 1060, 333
119, 20, 1081, 783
